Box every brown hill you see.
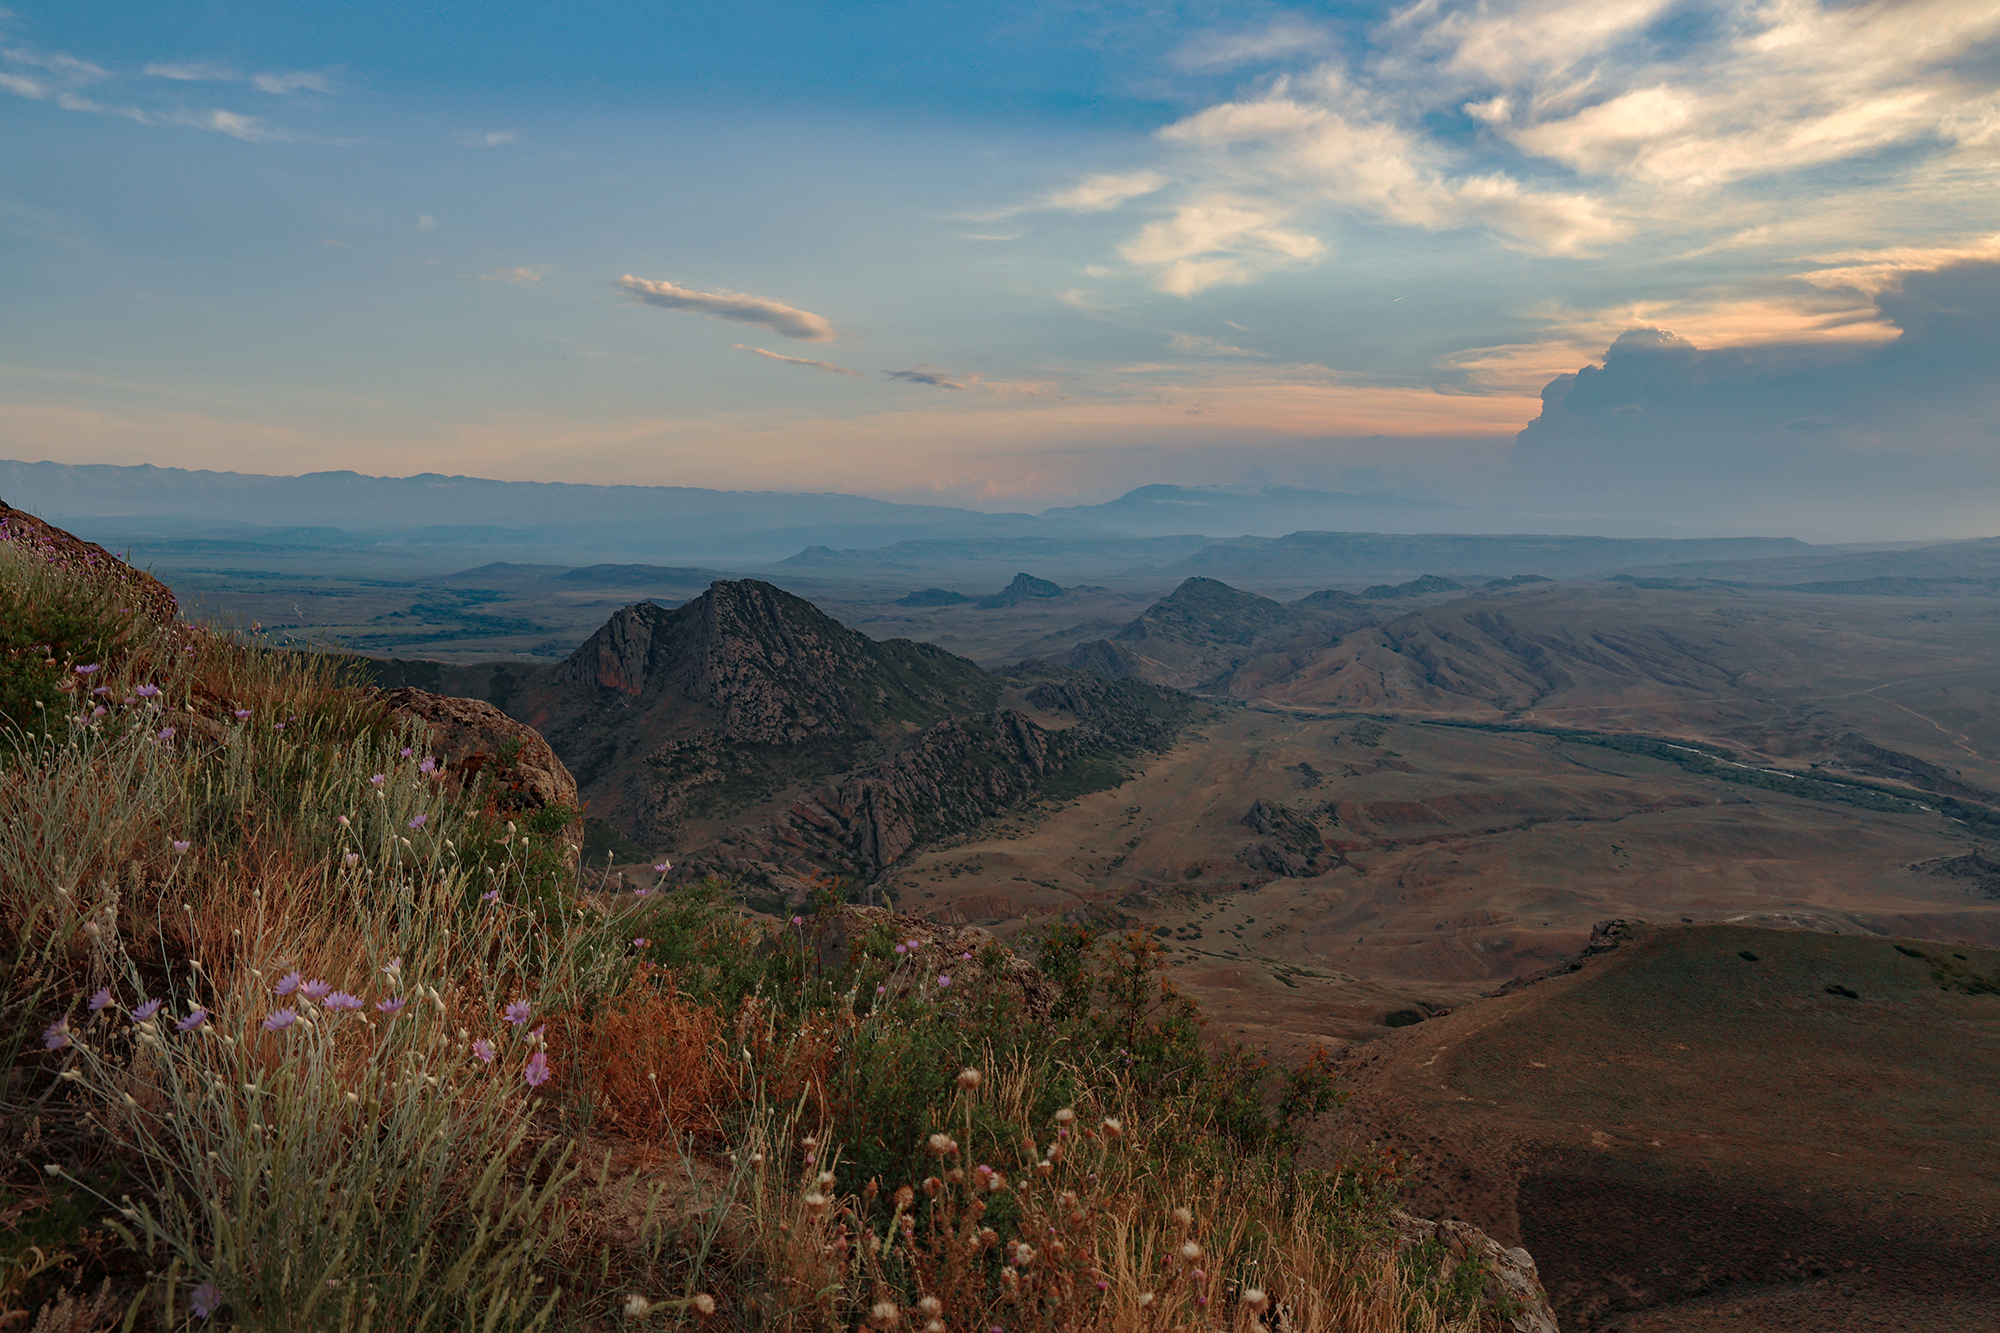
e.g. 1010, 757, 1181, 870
1320, 920, 2000, 1331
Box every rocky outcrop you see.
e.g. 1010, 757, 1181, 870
378, 686, 584, 860
0, 500, 180, 624
1237, 797, 1340, 877
1390, 1212, 1558, 1333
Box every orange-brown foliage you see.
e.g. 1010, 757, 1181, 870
568, 966, 739, 1143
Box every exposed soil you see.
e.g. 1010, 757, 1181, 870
1317, 921, 2000, 1331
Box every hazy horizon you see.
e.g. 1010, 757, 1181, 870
4, 1, 1997, 540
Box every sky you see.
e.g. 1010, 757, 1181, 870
2, 0, 1997, 538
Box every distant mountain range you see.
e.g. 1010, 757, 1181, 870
2, 459, 1732, 568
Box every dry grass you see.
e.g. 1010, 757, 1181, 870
2, 536, 1512, 1332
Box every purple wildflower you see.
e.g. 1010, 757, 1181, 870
88, 987, 113, 1012
274, 971, 302, 996
481, 889, 500, 904
343, 852, 360, 868
189, 1280, 222, 1319
369, 774, 385, 787
653, 861, 671, 872
91, 705, 107, 718
135, 684, 159, 698
42, 1016, 71, 1050
273, 721, 285, 731
524, 1050, 550, 1087
300, 979, 332, 1000
419, 756, 436, 774
961, 952, 972, 961
322, 991, 363, 1012
407, 814, 427, 829
157, 727, 176, 741
399, 747, 414, 758
472, 1039, 496, 1063
632, 887, 651, 897
938, 974, 952, 988
907, 938, 921, 951
632, 937, 649, 949
791, 915, 804, 925
177, 1007, 209, 1032
234, 709, 251, 720
92, 686, 111, 696
503, 1000, 532, 1025
894, 944, 907, 955
172, 840, 192, 854
382, 956, 401, 977
131, 998, 163, 1022
74, 663, 99, 675
263, 1008, 298, 1032
377, 997, 408, 1016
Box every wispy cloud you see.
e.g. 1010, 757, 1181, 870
887, 367, 966, 390
454, 128, 519, 148
250, 71, 327, 95
1169, 16, 1333, 71
477, 266, 546, 284
144, 61, 238, 82
6, 38, 298, 139
734, 344, 861, 376
1169, 332, 1263, 357
615, 275, 836, 342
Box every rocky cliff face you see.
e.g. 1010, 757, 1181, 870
0, 499, 180, 624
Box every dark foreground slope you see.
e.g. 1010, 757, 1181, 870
1324, 921, 2000, 1331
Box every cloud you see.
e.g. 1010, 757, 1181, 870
249, 71, 327, 95
1170, 15, 1334, 71
415, 214, 436, 233
1169, 332, 1263, 357
1040, 170, 1169, 213
144, 61, 237, 82
734, 344, 861, 376
5, 40, 293, 140
887, 367, 966, 390
477, 266, 546, 284
1117, 194, 1325, 294
454, 128, 519, 149
1504, 258, 2000, 533
615, 275, 836, 342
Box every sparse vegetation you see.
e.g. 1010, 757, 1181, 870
2, 536, 1503, 1329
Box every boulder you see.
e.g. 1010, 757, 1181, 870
1391, 1211, 1559, 1333
377, 686, 584, 863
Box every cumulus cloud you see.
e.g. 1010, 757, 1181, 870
887, 367, 966, 390
615, 275, 836, 342
734, 344, 861, 376
1062, 0, 2000, 294
1504, 259, 2000, 532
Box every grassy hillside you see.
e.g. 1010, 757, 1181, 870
1, 529, 1510, 1330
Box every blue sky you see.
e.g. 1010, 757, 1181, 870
3, 0, 1997, 535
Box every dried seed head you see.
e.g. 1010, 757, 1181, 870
977, 1227, 999, 1248
924, 1323, 944, 1333
895, 1185, 915, 1208
956, 1067, 982, 1091
1243, 1288, 1271, 1314
1053, 1107, 1076, 1125
691, 1294, 717, 1318
818, 1171, 836, 1186
1181, 1240, 1203, 1261
1101, 1117, 1123, 1137
803, 1193, 830, 1218
869, 1300, 899, 1328
1171, 1205, 1193, 1227
917, 1297, 942, 1317
624, 1295, 654, 1316
926, 1132, 958, 1156
1137, 1293, 1155, 1309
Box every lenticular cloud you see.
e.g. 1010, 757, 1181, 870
615, 275, 836, 342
